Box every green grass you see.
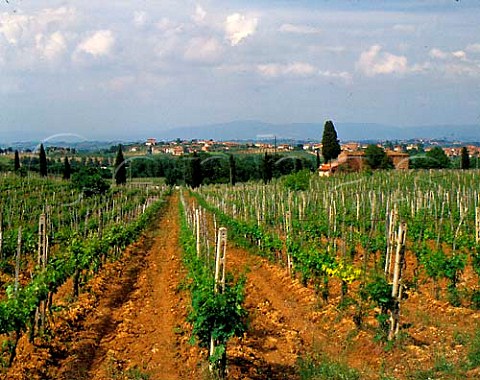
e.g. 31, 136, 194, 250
297, 353, 360, 380
468, 328, 480, 369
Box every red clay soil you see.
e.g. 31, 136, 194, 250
225, 248, 319, 380
4, 193, 480, 379
184, 193, 322, 379
3, 194, 203, 380
185, 194, 480, 379
79, 193, 203, 380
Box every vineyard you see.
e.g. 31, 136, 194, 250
0, 173, 167, 372
191, 169, 480, 378
2, 169, 480, 379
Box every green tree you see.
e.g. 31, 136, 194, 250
365, 145, 393, 170
229, 154, 236, 186
72, 167, 110, 197
114, 144, 127, 185
283, 169, 311, 191
185, 152, 202, 188
13, 150, 20, 172
426, 147, 450, 169
63, 156, 71, 180
261, 152, 273, 184
461, 147, 470, 170
316, 150, 321, 168
235, 155, 262, 182
39, 144, 47, 177
321, 120, 341, 163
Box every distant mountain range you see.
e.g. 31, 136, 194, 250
156, 121, 480, 142
2, 121, 479, 149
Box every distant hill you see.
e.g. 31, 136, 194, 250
156, 121, 480, 142
2, 121, 479, 148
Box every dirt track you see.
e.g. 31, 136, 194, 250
80, 193, 200, 380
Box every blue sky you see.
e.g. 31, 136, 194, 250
1, 0, 479, 141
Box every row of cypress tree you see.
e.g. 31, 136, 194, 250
13, 144, 127, 185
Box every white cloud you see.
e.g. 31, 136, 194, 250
0, 7, 77, 44
192, 5, 207, 24
430, 48, 467, 61
429, 48, 448, 60
356, 45, 408, 76
318, 70, 352, 82
287, 62, 317, 76
0, 13, 30, 44
152, 18, 184, 59
184, 37, 223, 63
133, 11, 148, 28
36, 6, 77, 29
452, 50, 466, 60
76, 30, 115, 57
35, 31, 67, 61
443, 63, 480, 77
155, 17, 183, 35
0, 7, 76, 45
225, 13, 258, 46
466, 43, 480, 53
257, 62, 316, 78
279, 23, 321, 35
0, 7, 76, 69
422, 46, 480, 77
428, 55, 480, 78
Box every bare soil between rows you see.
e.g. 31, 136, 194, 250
4, 192, 480, 379
3, 194, 202, 380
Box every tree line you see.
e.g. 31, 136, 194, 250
7, 144, 316, 188
4, 125, 477, 189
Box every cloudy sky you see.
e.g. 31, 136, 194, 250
1, 0, 479, 141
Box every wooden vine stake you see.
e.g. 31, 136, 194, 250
14, 227, 21, 296
210, 227, 227, 378
0, 212, 3, 261
195, 209, 201, 258
285, 211, 293, 277
384, 208, 397, 276
36, 213, 48, 335
476, 207, 480, 245
38, 213, 47, 267
389, 222, 407, 341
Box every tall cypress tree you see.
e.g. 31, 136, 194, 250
190, 152, 202, 188
14, 150, 20, 171
229, 154, 236, 186
63, 156, 71, 180
114, 144, 127, 185
461, 147, 470, 170
316, 150, 321, 168
39, 144, 47, 177
321, 120, 341, 163
262, 152, 273, 184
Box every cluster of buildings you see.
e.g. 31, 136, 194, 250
318, 150, 409, 176
126, 138, 480, 175
131, 138, 301, 155
441, 145, 480, 158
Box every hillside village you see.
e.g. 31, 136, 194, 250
122, 137, 480, 159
